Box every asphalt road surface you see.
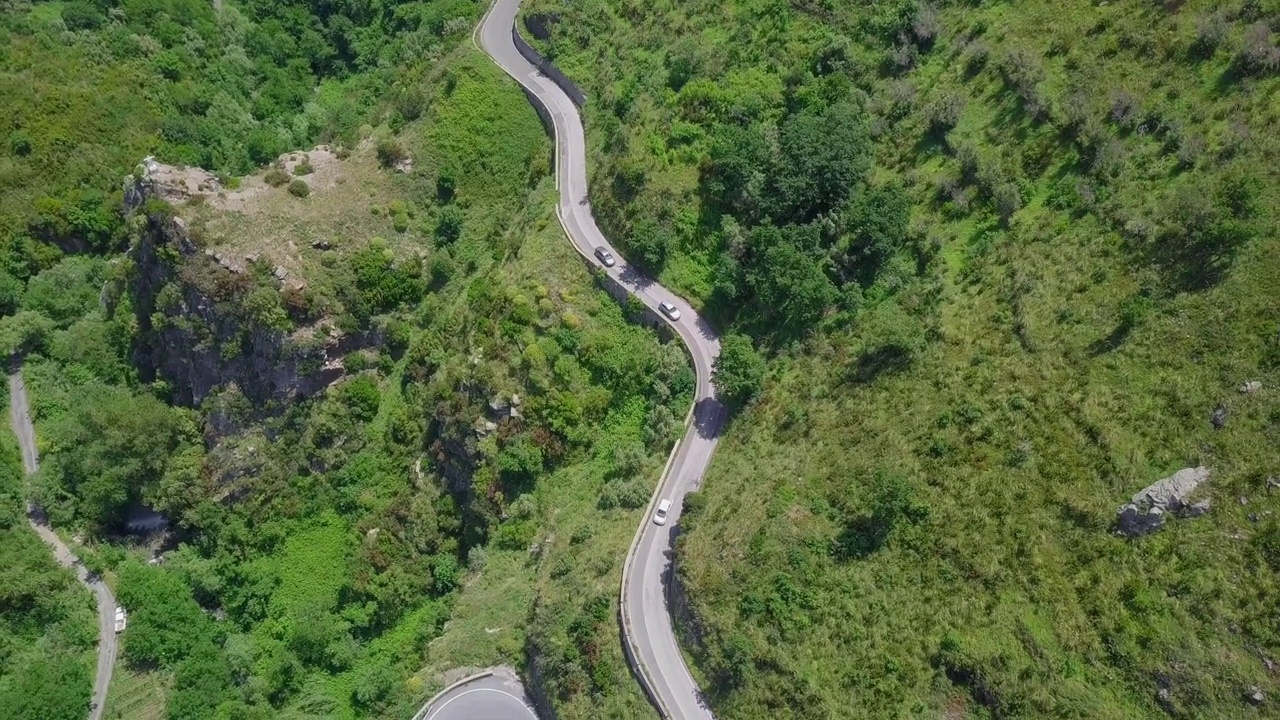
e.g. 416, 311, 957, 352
9, 371, 118, 720
477, 3, 724, 718
419, 672, 538, 720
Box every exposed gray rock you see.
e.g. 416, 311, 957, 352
1117, 467, 1211, 536
1211, 403, 1228, 429
488, 395, 512, 419
1240, 380, 1262, 394
312, 239, 331, 250
1246, 686, 1265, 706
1186, 499, 1211, 517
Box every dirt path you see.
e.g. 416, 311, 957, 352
9, 371, 118, 720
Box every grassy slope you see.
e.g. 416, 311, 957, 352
523, 0, 1280, 717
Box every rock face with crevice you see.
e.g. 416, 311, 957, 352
1116, 467, 1211, 537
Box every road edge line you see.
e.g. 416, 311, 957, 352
475, 4, 706, 718
410, 670, 497, 720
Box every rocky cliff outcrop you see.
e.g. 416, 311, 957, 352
125, 159, 372, 413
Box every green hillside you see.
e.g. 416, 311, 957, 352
524, 0, 1280, 717
0, 2, 679, 719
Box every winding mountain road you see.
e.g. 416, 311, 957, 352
9, 371, 118, 720
476, 2, 724, 718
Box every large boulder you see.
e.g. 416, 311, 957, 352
1116, 467, 1211, 536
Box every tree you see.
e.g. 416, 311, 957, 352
339, 375, 381, 422
838, 183, 910, 281
166, 640, 233, 720
0, 311, 55, 357
610, 440, 648, 479
22, 256, 106, 327
713, 333, 767, 408
706, 123, 770, 221
435, 205, 464, 245
35, 384, 191, 531
745, 231, 837, 337
772, 102, 871, 223
629, 218, 673, 271
497, 433, 544, 489
0, 269, 23, 315
0, 650, 92, 720
115, 561, 214, 668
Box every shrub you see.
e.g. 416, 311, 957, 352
293, 160, 314, 176
1192, 11, 1229, 55
287, 179, 310, 198
1236, 22, 1280, 76
599, 478, 650, 509
435, 205, 464, 245
436, 169, 457, 203
375, 138, 408, 168
8, 130, 32, 156
61, 1, 106, 31
264, 167, 289, 187
928, 92, 966, 135
1109, 90, 1140, 127
349, 245, 425, 312
340, 375, 381, 422
911, 4, 940, 48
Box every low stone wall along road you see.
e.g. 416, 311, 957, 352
417, 671, 538, 720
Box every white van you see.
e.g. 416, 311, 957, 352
653, 498, 672, 526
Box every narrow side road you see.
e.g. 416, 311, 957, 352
9, 371, 117, 720
476, 2, 724, 718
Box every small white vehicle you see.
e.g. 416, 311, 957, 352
594, 247, 616, 267
658, 301, 681, 321
114, 606, 127, 634
653, 498, 672, 525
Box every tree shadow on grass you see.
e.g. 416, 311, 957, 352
831, 514, 895, 561
1088, 321, 1134, 357
847, 344, 915, 385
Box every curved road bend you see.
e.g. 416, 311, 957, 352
478, 3, 725, 718
419, 672, 538, 720
9, 371, 118, 720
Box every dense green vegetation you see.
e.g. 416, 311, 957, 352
527, 0, 1279, 717
1, 1, 688, 719
0, 0, 478, 298
0, 394, 98, 720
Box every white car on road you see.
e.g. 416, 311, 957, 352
652, 498, 672, 525
658, 301, 681, 321
594, 247, 616, 267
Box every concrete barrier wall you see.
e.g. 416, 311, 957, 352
511, 24, 587, 108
